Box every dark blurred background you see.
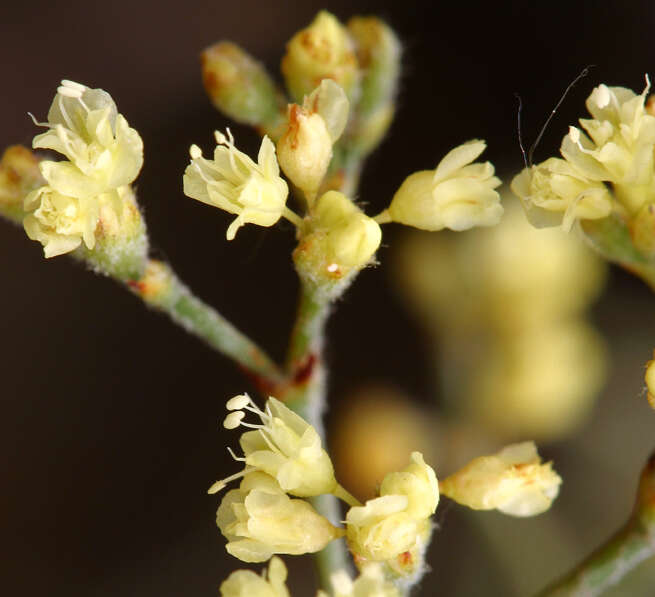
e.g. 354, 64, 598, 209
2, 1, 655, 595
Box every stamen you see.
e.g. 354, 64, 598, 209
224, 411, 245, 429
193, 162, 213, 184
595, 85, 611, 109
58, 95, 75, 131
227, 446, 246, 462
78, 97, 91, 113
207, 466, 254, 494
226, 394, 251, 410
239, 421, 265, 430
257, 427, 282, 454
61, 80, 87, 92
27, 112, 49, 128
57, 85, 83, 99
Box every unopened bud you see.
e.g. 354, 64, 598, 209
645, 351, 655, 409
202, 42, 284, 130
0, 145, 44, 224
347, 17, 401, 154
277, 80, 349, 196
277, 104, 333, 195
281, 11, 359, 103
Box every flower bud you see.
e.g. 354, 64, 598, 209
294, 191, 381, 283
645, 351, 655, 409
384, 140, 503, 231
219, 556, 290, 597
217, 472, 344, 563
346, 17, 401, 154
277, 80, 349, 196
440, 441, 562, 517
0, 145, 44, 223
281, 11, 359, 103
202, 42, 284, 130
277, 105, 333, 195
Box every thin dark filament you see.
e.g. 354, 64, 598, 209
527, 65, 594, 167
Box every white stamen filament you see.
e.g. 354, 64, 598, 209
227, 446, 246, 462
57, 95, 75, 131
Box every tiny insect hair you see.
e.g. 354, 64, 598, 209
515, 65, 595, 169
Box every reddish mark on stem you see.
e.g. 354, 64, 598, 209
293, 353, 317, 384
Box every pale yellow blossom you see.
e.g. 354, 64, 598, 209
32, 80, 143, 199
561, 80, 655, 213
209, 394, 337, 498
220, 557, 290, 597
511, 158, 613, 231
440, 442, 561, 516
380, 140, 503, 231
183, 130, 295, 240
345, 452, 437, 563
217, 472, 343, 562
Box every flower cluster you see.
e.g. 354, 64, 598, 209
512, 78, 655, 231
213, 393, 562, 592
24, 80, 144, 257
220, 558, 400, 597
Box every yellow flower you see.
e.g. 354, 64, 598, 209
209, 394, 337, 498
217, 472, 344, 563
220, 557, 290, 597
23, 185, 99, 257
511, 157, 613, 231
277, 80, 349, 196
322, 564, 400, 597
440, 442, 562, 516
281, 11, 358, 103
380, 140, 502, 231
183, 130, 296, 240
345, 452, 437, 563
561, 79, 655, 213
32, 80, 143, 199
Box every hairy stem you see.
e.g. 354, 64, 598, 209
128, 259, 285, 386
281, 280, 351, 591
538, 450, 655, 597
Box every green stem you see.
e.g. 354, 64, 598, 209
128, 260, 285, 386
281, 280, 352, 591
581, 215, 655, 292
537, 450, 655, 597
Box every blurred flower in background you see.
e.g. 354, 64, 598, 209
393, 194, 608, 443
